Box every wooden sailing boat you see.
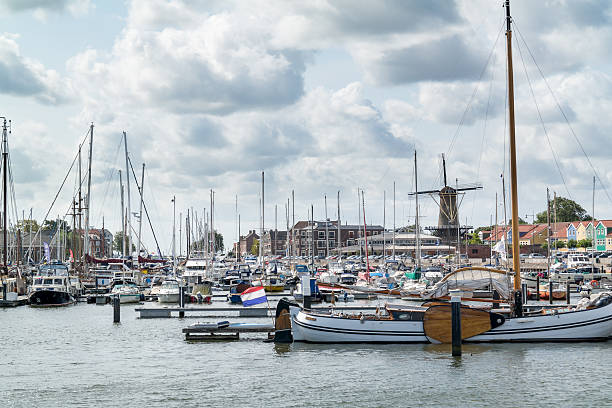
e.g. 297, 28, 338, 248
288, 0, 612, 343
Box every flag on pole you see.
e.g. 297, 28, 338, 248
493, 237, 507, 260
240, 286, 267, 307
43, 242, 51, 263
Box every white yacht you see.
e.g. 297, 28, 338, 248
110, 271, 141, 303
158, 278, 180, 303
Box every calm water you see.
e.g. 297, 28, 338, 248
1, 303, 610, 408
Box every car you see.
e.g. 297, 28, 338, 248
519, 253, 529, 259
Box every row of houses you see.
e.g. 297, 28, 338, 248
479, 220, 612, 251
234, 221, 385, 258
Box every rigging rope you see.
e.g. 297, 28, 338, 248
514, 24, 572, 199
513, 19, 612, 206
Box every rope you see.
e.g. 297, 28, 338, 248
514, 25, 572, 199
513, 19, 612, 206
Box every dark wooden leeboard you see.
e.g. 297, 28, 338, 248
423, 304, 505, 344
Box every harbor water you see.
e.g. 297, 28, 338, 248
1, 303, 610, 408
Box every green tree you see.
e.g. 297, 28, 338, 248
567, 239, 577, 248
250, 239, 259, 255
554, 240, 566, 249
215, 231, 224, 251
535, 196, 590, 223
518, 217, 527, 225
113, 231, 135, 254
42, 219, 70, 232
16, 219, 39, 233
577, 239, 592, 249
468, 232, 483, 244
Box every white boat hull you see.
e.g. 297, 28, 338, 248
158, 293, 180, 303
118, 294, 141, 304
291, 302, 612, 343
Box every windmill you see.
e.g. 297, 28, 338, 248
409, 154, 482, 245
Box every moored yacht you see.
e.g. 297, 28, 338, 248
158, 278, 180, 303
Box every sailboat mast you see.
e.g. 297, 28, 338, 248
393, 181, 396, 261
337, 191, 341, 261
383, 190, 386, 260
414, 151, 421, 269
123, 132, 132, 260
2, 118, 7, 274
324, 194, 329, 257
547, 188, 551, 275
84, 123, 93, 273
505, 0, 521, 290
592, 175, 595, 274
119, 170, 125, 257
137, 163, 145, 264
362, 190, 370, 274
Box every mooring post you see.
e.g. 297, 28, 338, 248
113, 295, 120, 323
301, 275, 311, 310
179, 286, 185, 318
536, 275, 540, 301
521, 282, 528, 305
566, 282, 571, 304
2, 283, 6, 300
549, 280, 553, 305
451, 296, 461, 357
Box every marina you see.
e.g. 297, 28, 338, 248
2, 0, 612, 406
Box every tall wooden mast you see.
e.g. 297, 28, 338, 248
505, 0, 521, 290
2, 118, 8, 274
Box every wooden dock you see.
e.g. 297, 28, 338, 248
136, 305, 380, 318
183, 322, 275, 341
0, 295, 28, 307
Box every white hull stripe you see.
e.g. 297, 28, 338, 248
484, 314, 612, 335
293, 319, 423, 337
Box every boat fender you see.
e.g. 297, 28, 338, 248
590, 280, 599, 288
489, 312, 505, 329
217, 321, 230, 329
359, 313, 365, 324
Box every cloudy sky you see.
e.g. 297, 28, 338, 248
1, 0, 612, 255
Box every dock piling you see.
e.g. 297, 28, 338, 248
451, 296, 461, 357
566, 282, 571, 303
521, 282, 528, 305
113, 295, 120, 323
536, 275, 540, 301
179, 286, 185, 318
549, 280, 553, 305
2, 283, 6, 300
492, 289, 500, 309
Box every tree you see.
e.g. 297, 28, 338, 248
250, 239, 259, 255
577, 239, 592, 249
113, 231, 135, 254
535, 196, 590, 223
42, 219, 70, 232
16, 219, 39, 233
518, 217, 527, 225
567, 239, 577, 248
468, 232, 482, 245
215, 231, 224, 251
554, 240, 566, 249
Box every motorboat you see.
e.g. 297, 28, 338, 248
110, 271, 141, 303
29, 275, 76, 307
158, 278, 180, 303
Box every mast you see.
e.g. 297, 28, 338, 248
78, 145, 82, 268
337, 191, 341, 261
310, 204, 314, 266
358, 188, 363, 258
260, 171, 264, 263
1, 118, 7, 274
172, 196, 176, 272
393, 181, 396, 261
291, 190, 295, 268
123, 132, 132, 260
505, 0, 521, 290
235, 195, 238, 263
495, 192, 498, 265
592, 175, 595, 274
547, 188, 551, 276
383, 190, 386, 260
414, 150, 421, 269
324, 194, 329, 257
84, 123, 94, 273
101, 216, 105, 258
455, 178, 460, 260
362, 190, 370, 274
119, 170, 125, 257
137, 163, 145, 265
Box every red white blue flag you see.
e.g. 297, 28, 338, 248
240, 286, 267, 307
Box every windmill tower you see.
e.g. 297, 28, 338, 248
409, 154, 482, 245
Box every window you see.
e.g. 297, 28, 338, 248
471, 249, 478, 254
318, 231, 325, 239
318, 240, 325, 248
328, 231, 335, 238
318, 251, 325, 257
301, 230, 306, 236
349, 231, 354, 238
329, 240, 335, 247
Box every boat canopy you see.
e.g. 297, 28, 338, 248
422, 267, 512, 300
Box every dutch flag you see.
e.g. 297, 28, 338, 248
240, 286, 267, 307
